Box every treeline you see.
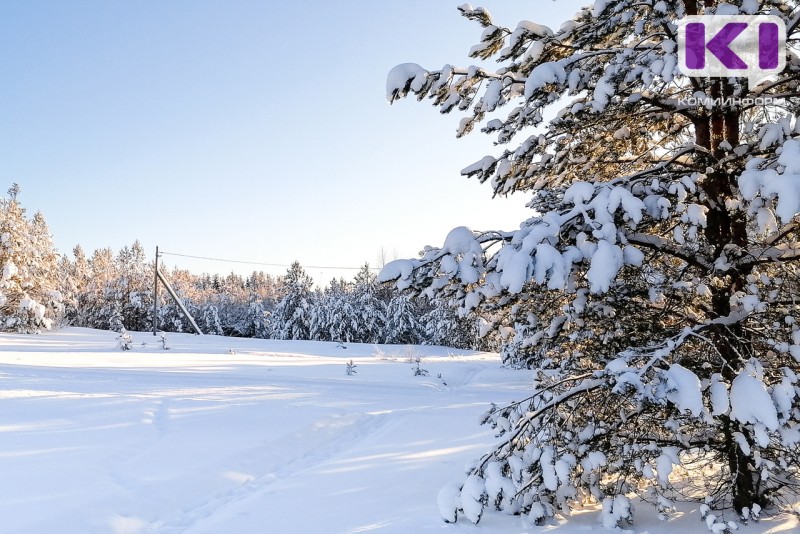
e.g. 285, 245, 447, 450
1, 186, 491, 350
60, 240, 283, 337
61, 243, 486, 350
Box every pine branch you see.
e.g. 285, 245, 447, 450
627, 233, 711, 271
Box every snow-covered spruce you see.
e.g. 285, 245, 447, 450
382, 0, 800, 527
268, 261, 314, 341
0, 184, 64, 332
423, 296, 482, 349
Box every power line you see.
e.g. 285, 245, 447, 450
159, 251, 379, 271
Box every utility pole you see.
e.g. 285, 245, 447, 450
153, 246, 159, 336
151, 246, 203, 336
156, 269, 203, 335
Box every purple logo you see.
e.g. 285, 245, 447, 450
678, 16, 786, 85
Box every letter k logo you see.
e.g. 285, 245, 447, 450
686, 22, 748, 69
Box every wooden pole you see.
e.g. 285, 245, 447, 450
156, 269, 203, 335
153, 246, 159, 336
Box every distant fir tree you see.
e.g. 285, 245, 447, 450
351, 264, 387, 343
308, 288, 329, 342
116, 240, 152, 331
384, 293, 423, 345
421, 297, 477, 350
60, 245, 92, 327
200, 304, 225, 336
270, 261, 314, 340
0, 184, 64, 332
241, 298, 270, 338
85, 247, 122, 331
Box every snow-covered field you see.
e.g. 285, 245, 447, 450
0, 328, 796, 534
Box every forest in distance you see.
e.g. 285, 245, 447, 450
0, 184, 492, 352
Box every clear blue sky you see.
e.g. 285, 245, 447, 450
0, 0, 587, 283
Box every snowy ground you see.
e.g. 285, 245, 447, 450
0, 328, 797, 534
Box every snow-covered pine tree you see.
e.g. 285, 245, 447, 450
384, 293, 423, 345
0, 184, 64, 332
242, 298, 270, 339
422, 297, 478, 350
270, 261, 314, 340
214, 273, 250, 336
308, 287, 328, 341
61, 245, 92, 327
116, 240, 152, 331
246, 270, 281, 309
351, 264, 387, 343
200, 304, 225, 336
85, 247, 123, 331
381, 0, 800, 526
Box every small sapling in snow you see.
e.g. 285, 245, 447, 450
117, 329, 133, 351
412, 356, 428, 377
345, 360, 357, 376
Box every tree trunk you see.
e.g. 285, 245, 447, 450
698, 79, 760, 514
